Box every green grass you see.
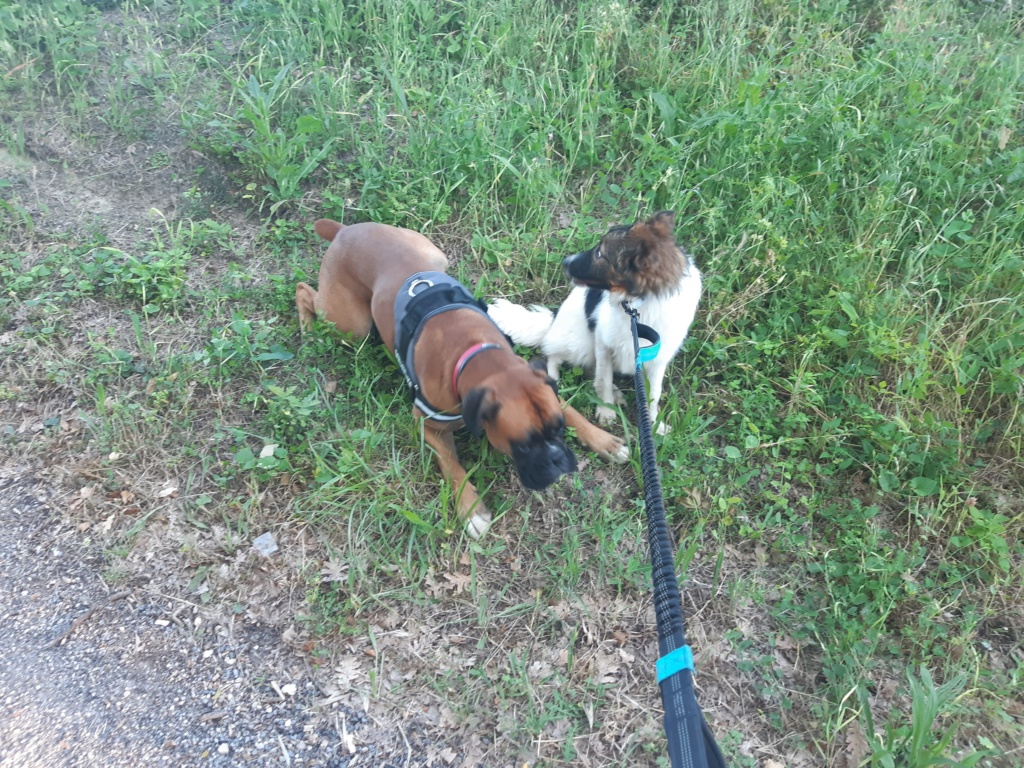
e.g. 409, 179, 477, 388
1, 0, 1022, 765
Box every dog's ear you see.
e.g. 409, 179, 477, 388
462, 387, 501, 437
530, 363, 559, 397
648, 211, 676, 239
314, 219, 343, 242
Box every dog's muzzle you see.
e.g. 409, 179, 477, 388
562, 252, 608, 289
511, 436, 578, 490
562, 253, 583, 272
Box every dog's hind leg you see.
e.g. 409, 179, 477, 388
421, 426, 492, 539
295, 282, 318, 333
296, 280, 374, 338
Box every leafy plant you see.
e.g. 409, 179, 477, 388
81, 246, 190, 312
260, 383, 320, 446
195, 314, 294, 377
857, 666, 988, 768
204, 64, 336, 211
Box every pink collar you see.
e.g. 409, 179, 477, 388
452, 343, 503, 397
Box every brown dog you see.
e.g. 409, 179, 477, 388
296, 219, 628, 539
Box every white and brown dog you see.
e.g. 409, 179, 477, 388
296, 219, 629, 539
488, 211, 701, 434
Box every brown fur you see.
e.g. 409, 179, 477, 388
296, 218, 629, 538
565, 211, 688, 297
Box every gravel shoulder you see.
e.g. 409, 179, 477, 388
0, 473, 408, 768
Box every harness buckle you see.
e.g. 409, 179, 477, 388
408, 278, 435, 296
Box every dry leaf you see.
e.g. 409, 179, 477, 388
442, 572, 471, 594
527, 660, 553, 680
998, 125, 1011, 150
321, 559, 348, 582
259, 444, 278, 459
334, 656, 363, 688
844, 721, 871, 768
424, 570, 443, 597
592, 650, 620, 684
157, 485, 178, 498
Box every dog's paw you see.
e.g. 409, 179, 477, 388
655, 421, 672, 436
608, 439, 630, 464
612, 388, 626, 406
593, 435, 629, 464
595, 404, 618, 425
465, 510, 492, 540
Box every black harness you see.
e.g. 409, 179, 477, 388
393, 272, 500, 425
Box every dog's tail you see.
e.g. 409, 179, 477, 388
487, 299, 555, 347
314, 219, 344, 242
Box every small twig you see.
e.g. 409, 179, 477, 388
138, 587, 202, 609
46, 606, 99, 648
44, 589, 132, 649
276, 733, 292, 766
397, 721, 412, 768
4, 58, 38, 78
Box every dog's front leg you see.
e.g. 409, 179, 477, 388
562, 403, 629, 464
421, 426, 492, 539
592, 344, 622, 424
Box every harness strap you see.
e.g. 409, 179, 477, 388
393, 273, 506, 426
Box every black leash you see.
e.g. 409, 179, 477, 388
623, 301, 727, 768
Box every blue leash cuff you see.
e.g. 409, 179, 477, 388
656, 645, 694, 683
636, 322, 661, 365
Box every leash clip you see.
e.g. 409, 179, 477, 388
621, 301, 661, 364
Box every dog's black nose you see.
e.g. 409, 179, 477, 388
550, 440, 576, 470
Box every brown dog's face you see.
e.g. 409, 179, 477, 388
562, 210, 686, 297
462, 365, 577, 490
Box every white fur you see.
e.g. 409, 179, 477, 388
466, 511, 491, 540
489, 265, 701, 433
